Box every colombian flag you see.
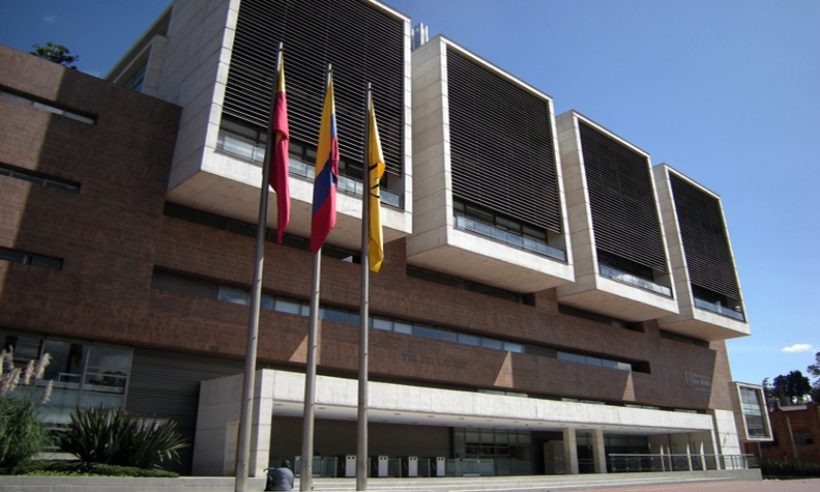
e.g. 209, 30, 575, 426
309, 71, 339, 254
270, 50, 290, 243
367, 96, 386, 272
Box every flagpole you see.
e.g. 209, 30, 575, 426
301, 63, 333, 492
235, 41, 283, 492
300, 248, 321, 491
356, 83, 373, 491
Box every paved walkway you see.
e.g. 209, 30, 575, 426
588, 478, 820, 491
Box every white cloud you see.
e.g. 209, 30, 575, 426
43, 15, 57, 24
781, 344, 814, 353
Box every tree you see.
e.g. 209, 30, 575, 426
772, 370, 812, 406
808, 352, 820, 403
31, 42, 79, 69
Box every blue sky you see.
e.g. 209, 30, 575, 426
1, 0, 818, 387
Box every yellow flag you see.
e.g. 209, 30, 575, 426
367, 97, 386, 272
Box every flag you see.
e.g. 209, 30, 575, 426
310, 70, 339, 254
270, 50, 290, 243
367, 97, 386, 272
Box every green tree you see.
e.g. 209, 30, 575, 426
31, 42, 79, 69
808, 352, 820, 402
772, 370, 812, 406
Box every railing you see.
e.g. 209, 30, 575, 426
444, 458, 495, 477
453, 215, 567, 262
599, 264, 672, 297
290, 456, 338, 477
608, 453, 758, 473
216, 131, 403, 208
694, 297, 745, 321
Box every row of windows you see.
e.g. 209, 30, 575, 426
0, 246, 63, 270
0, 161, 80, 193
558, 304, 643, 333
217, 118, 403, 208
453, 199, 566, 262
1, 332, 132, 425
0, 87, 95, 125
166, 202, 537, 306
152, 269, 649, 374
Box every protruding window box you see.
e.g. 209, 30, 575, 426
406, 37, 573, 293
556, 112, 678, 321
653, 165, 750, 341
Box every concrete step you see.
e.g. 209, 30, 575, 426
0, 469, 761, 492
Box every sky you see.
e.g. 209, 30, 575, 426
1, 0, 818, 387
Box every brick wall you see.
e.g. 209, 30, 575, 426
0, 45, 734, 416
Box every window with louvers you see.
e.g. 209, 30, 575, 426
222, 0, 405, 176
446, 49, 562, 234
670, 175, 740, 299
579, 122, 667, 273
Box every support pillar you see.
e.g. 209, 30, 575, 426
591, 429, 607, 473
562, 428, 579, 475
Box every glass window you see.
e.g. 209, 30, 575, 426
275, 299, 302, 315
42, 340, 85, 387
504, 341, 524, 353
481, 338, 503, 350
393, 322, 412, 335
218, 287, 249, 306
458, 333, 481, 346
413, 325, 457, 343
372, 318, 392, 331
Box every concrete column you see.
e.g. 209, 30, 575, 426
592, 429, 607, 473
563, 428, 579, 475
685, 439, 693, 471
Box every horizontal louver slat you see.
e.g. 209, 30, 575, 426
446, 49, 562, 234
579, 123, 667, 272
223, 0, 404, 175
670, 175, 740, 299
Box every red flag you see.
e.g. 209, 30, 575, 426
270, 51, 290, 243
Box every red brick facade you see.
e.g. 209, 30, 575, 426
747, 404, 820, 464
1, 45, 735, 420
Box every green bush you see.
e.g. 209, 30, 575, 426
56, 407, 187, 470
0, 398, 50, 472
15, 459, 179, 477
761, 459, 820, 478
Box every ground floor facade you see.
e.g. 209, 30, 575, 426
193, 369, 744, 478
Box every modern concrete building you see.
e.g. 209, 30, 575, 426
1, 0, 762, 480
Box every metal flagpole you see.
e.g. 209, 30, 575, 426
356, 83, 373, 491
301, 64, 333, 492
300, 249, 321, 491
235, 41, 283, 492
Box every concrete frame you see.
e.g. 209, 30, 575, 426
653, 164, 750, 341
555, 111, 679, 322
407, 35, 574, 293
110, 0, 414, 252
193, 369, 726, 477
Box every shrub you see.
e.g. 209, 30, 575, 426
0, 398, 51, 472
761, 459, 820, 478
15, 459, 179, 477
56, 407, 187, 470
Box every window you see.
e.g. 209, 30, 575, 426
0, 162, 80, 193
0, 88, 95, 124
0, 246, 63, 270
737, 385, 770, 439
1, 333, 132, 425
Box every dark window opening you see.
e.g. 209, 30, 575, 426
659, 330, 709, 348
0, 162, 80, 193
558, 304, 644, 333
163, 202, 358, 262
0, 247, 63, 270
0, 86, 96, 125
407, 266, 535, 305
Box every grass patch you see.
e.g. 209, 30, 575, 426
9, 460, 178, 477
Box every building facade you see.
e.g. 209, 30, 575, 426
746, 403, 819, 465
1, 0, 760, 478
